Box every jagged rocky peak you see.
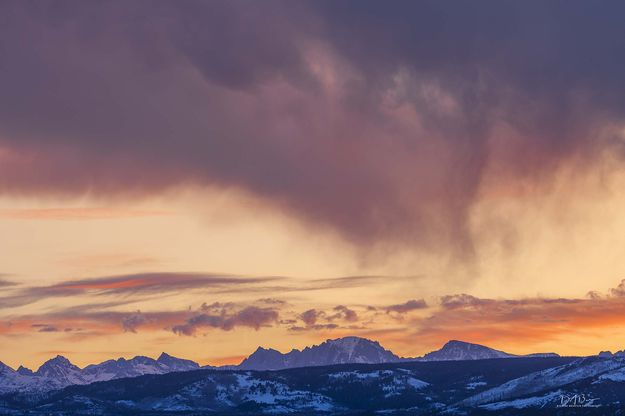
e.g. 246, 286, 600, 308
0, 361, 15, 374
321, 336, 399, 361
238, 346, 288, 370
16, 365, 34, 376
157, 352, 200, 370
129, 355, 153, 364
321, 336, 380, 350
325, 336, 377, 348
249, 346, 283, 356
44, 354, 71, 363
37, 355, 79, 372
239, 336, 399, 370
256, 346, 279, 352
35, 355, 85, 385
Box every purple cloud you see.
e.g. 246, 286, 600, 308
329, 305, 358, 323
385, 299, 428, 314
299, 309, 321, 326
172, 306, 279, 336
0, 1, 623, 262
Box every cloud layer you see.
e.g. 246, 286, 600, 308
2, 1, 624, 260
4, 277, 625, 361
413, 281, 625, 348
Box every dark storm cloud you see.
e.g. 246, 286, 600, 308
1, 1, 625, 258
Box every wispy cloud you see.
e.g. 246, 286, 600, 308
1, 299, 285, 338
31, 324, 60, 333
0, 272, 420, 312
7, 280, 625, 353
307, 275, 420, 290
55, 254, 162, 271
0, 277, 16, 288
0, 272, 282, 308
0, 207, 171, 220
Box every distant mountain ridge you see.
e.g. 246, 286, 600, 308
238, 338, 561, 370
0, 352, 200, 394
0, 337, 564, 395
10, 355, 622, 415
418, 340, 559, 361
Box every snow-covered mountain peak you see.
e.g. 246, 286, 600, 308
37, 355, 80, 372
156, 352, 200, 371
321, 337, 389, 360
328, 335, 367, 342
41, 354, 72, 365
422, 340, 514, 361
129, 355, 153, 363
35, 355, 85, 385
239, 336, 399, 370
325, 336, 370, 348
254, 346, 281, 353
238, 346, 287, 370
0, 352, 201, 394
445, 340, 472, 347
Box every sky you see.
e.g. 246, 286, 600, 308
3, 0, 625, 369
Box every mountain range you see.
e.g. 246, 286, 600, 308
0, 352, 200, 394
0, 336, 561, 388
4, 337, 625, 414
5, 354, 625, 415
237, 337, 560, 370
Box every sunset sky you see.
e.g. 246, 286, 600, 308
3, 1, 625, 370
